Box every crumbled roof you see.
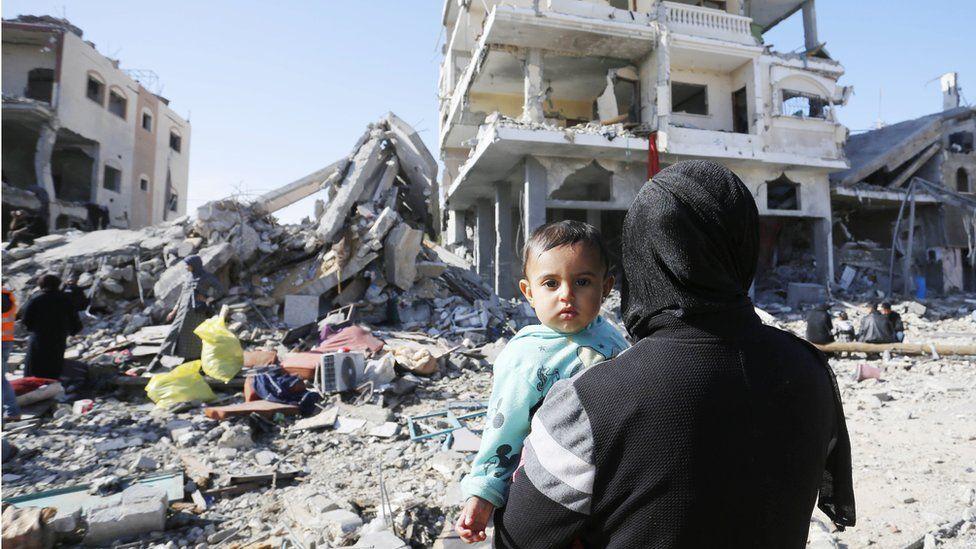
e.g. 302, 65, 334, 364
2, 14, 83, 37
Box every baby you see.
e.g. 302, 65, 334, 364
455, 220, 629, 543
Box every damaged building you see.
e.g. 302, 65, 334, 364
2, 15, 190, 232
437, 0, 851, 298
831, 72, 976, 295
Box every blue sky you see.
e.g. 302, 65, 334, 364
3, 1, 973, 222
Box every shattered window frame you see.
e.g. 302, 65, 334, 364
781, 89, 830, 119
169, 131, 182, 153
167, 191, 179, 212
671, 82, 709, 116
103, 164, 122, 192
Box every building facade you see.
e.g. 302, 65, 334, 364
437, 0, 850, 297
832, 73, 976, 295
2, 15, 190, 231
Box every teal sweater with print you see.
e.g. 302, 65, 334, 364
460, 316, 628, 507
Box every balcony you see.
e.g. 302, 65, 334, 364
664, 1, 756, 46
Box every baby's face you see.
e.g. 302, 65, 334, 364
519, 243, 612, 334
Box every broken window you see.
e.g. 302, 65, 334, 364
108, 89, 127, 119
169, 131, 182, 153
958, 168, 970, 193
672, 82, 708, 115
948, 131, 974, 153
766, 173, 800, 210
167, 191, 179, 212
142, 112, 153, 132
140, 177, 149, 192
86, 75, 105, 104
103, 165, 121, 192
781, 90, 829, 119
731, 87, 748, 134
26, 68, 54, 103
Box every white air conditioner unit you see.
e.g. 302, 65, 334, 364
315, 351, 365, 393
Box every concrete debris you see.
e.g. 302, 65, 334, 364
83, 485, 168, 545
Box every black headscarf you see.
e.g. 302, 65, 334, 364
622, 160, 759, 339
183, 255, 224, 310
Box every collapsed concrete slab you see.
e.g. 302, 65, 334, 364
83, 485, 167, 546
384, 224, 423, 291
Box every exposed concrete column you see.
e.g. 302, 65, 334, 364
495, 182, 517, 299
813, 217, 834, 287
587, 209, 602, 231
802, 0, 819, 53
35, 118, 60, 230
654, 4, 671, 132
522, 49, 545, 123
475, 199, 495, 285
523, 157, 547, 237
941, 72, 960, 111
444, 208, 466, 246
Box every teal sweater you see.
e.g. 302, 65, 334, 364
460, 316, 628, 507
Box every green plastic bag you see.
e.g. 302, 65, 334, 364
193, 315, 243, 383
145, 360, 216, 407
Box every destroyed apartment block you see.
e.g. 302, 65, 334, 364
437, 0, 850, 302
831, 72, 976, 296
1, 15, 190, 235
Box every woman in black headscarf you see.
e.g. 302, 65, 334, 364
495, 161, 855, 548
151, 255, 225, 368
21, 274, 82, 379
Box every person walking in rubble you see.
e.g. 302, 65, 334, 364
20, 274, 82, 379
493, 161, 855, 548
150, 255, 225, 369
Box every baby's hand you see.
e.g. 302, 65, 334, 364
455, 496, 494, 543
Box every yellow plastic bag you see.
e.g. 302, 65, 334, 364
193, 315, 243, 383
145, 360, 216, 407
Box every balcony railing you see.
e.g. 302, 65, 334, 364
664, 2, 755, 45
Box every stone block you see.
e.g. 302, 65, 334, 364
283, 295, 319, 327
384, 223, 423, 291
83, 485, 167, 545
365, 207, 398, 242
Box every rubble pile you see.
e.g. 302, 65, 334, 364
0, 113, 542, 548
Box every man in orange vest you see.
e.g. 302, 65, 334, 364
2, 286, 21, 420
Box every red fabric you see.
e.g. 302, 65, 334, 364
313, 325, 384, 356
10, 377, 58, 396
647, 131, 660, 180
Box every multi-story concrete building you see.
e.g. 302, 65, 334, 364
437, 0, 850, 297
2, 15, 190, 231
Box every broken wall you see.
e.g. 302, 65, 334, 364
1, 40, 56, 99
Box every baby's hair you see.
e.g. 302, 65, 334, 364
522, 220, 611, 277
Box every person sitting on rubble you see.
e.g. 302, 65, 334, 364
857, 302, 895, 344
4, 210, 44, 250
62, 277, 90, 313
454, 220, 629, 544
833, 311, 856, 342
805, 302, 834, 344
880, 302, 905, 342
149, 255, 226, 370
20, 274, 83, 380
492, 161, 855, 548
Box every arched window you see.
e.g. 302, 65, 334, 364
766, 173, 800, 210
957, 168, 970, 193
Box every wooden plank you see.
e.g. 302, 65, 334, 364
815, 341, 976, 356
